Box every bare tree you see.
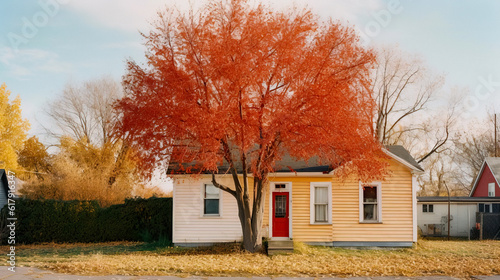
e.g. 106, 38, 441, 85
418, 149, 468, 196
452, 119, 495, 193
41, 76, 138, 193
46, 76, 122, 146
372, 47, 459, 163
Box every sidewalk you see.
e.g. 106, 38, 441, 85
1, 267, 499, 280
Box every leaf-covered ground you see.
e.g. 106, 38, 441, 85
2, 240, 499, 279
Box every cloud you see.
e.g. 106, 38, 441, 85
260, 0, 384, 24
64, 0, 384, 33
64, 0, 193, 33
0, 46, 71, 77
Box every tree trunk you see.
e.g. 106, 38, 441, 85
212, 171, 267, 253
238, 177, 266, 252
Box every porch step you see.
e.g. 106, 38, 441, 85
267, 240, 294, 256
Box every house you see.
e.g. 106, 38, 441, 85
0, 169, 10, 210
417, 196, 500, 238
169, 145, 424, 248
417, 157, 500, 238
470, 157, 500, 198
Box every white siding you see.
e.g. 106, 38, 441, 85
417, 202, 476, 237
173, 175, 242, 244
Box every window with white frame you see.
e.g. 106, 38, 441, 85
488, 183, 495, 197
204, 184, 220, 215
360, 183, 381, 222
310, 182, 332, 224
479, 203, 492, 213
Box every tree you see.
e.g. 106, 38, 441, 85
18, 136, 51, 180
0, 83, 30, 171
452, 119, 495, 193
19, 77, 141, 206
372, 47, 453, 163
115, 0, 387, 252
46, 76, 135, 188
19, 136, 137, 206
46, 76, 122, 146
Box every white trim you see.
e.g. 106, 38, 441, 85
309, 182, 332, 225
412, 175, 417, 242
470, 160, 487, 196
383, 149, 424, 174
359, 181, 382, 223
200, 182, 223, 218
172, 182, 176, 243
268, 181, 292, 238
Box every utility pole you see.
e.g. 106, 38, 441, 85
443, 181, 451, 241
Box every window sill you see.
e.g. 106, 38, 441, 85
359, 221, 382, 224
310, 222, 332, 225
202, 215, 222, 218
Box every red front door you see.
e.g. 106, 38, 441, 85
272, 192, 289, 237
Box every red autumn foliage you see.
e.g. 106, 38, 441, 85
114, 0, 388, 251
115, 0, 386, 180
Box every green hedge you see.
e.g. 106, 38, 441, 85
0, 197, 172, 244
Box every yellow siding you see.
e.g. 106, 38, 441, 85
267, 177, 332, 242
263, 159, 414, 243
331, 160, 413, 242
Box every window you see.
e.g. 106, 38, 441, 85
485, 204, 491, 213
310, 182, 332, 224
274, 195, 287, 218
488, 183, 495, 197
204, 184, 220, 215
275, 184, 286, 189
423, 204, 434, 213
479, 203, 492, 213
314, 187, 328, 222
493, 204, 500, 213
360, 182, 382, 223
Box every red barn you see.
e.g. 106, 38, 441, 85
470, 157, 500, 198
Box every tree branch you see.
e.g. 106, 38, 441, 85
211, 173, 236, 197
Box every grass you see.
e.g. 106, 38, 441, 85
1, 239, 499, 279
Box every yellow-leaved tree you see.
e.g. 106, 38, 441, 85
0, 83, 30, 170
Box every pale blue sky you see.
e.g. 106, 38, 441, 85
1, 0, 500, 139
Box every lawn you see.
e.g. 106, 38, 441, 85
2, 239, 499, 279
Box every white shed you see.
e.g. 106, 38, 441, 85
417, 196, 500, 238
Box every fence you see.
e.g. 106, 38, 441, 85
475, 212, 500, 240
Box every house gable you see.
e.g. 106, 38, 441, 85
470, 159, 500, 197
384, 145, 424, 174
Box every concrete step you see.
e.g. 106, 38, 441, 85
268, 240, 294, 249
267, 239, 294, 255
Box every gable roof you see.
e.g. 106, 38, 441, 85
469, 157, 500, 196
384, 145, 424, 173
168, 153, 331, 174
168, 145, 423, 175
0, 169, 9, 201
